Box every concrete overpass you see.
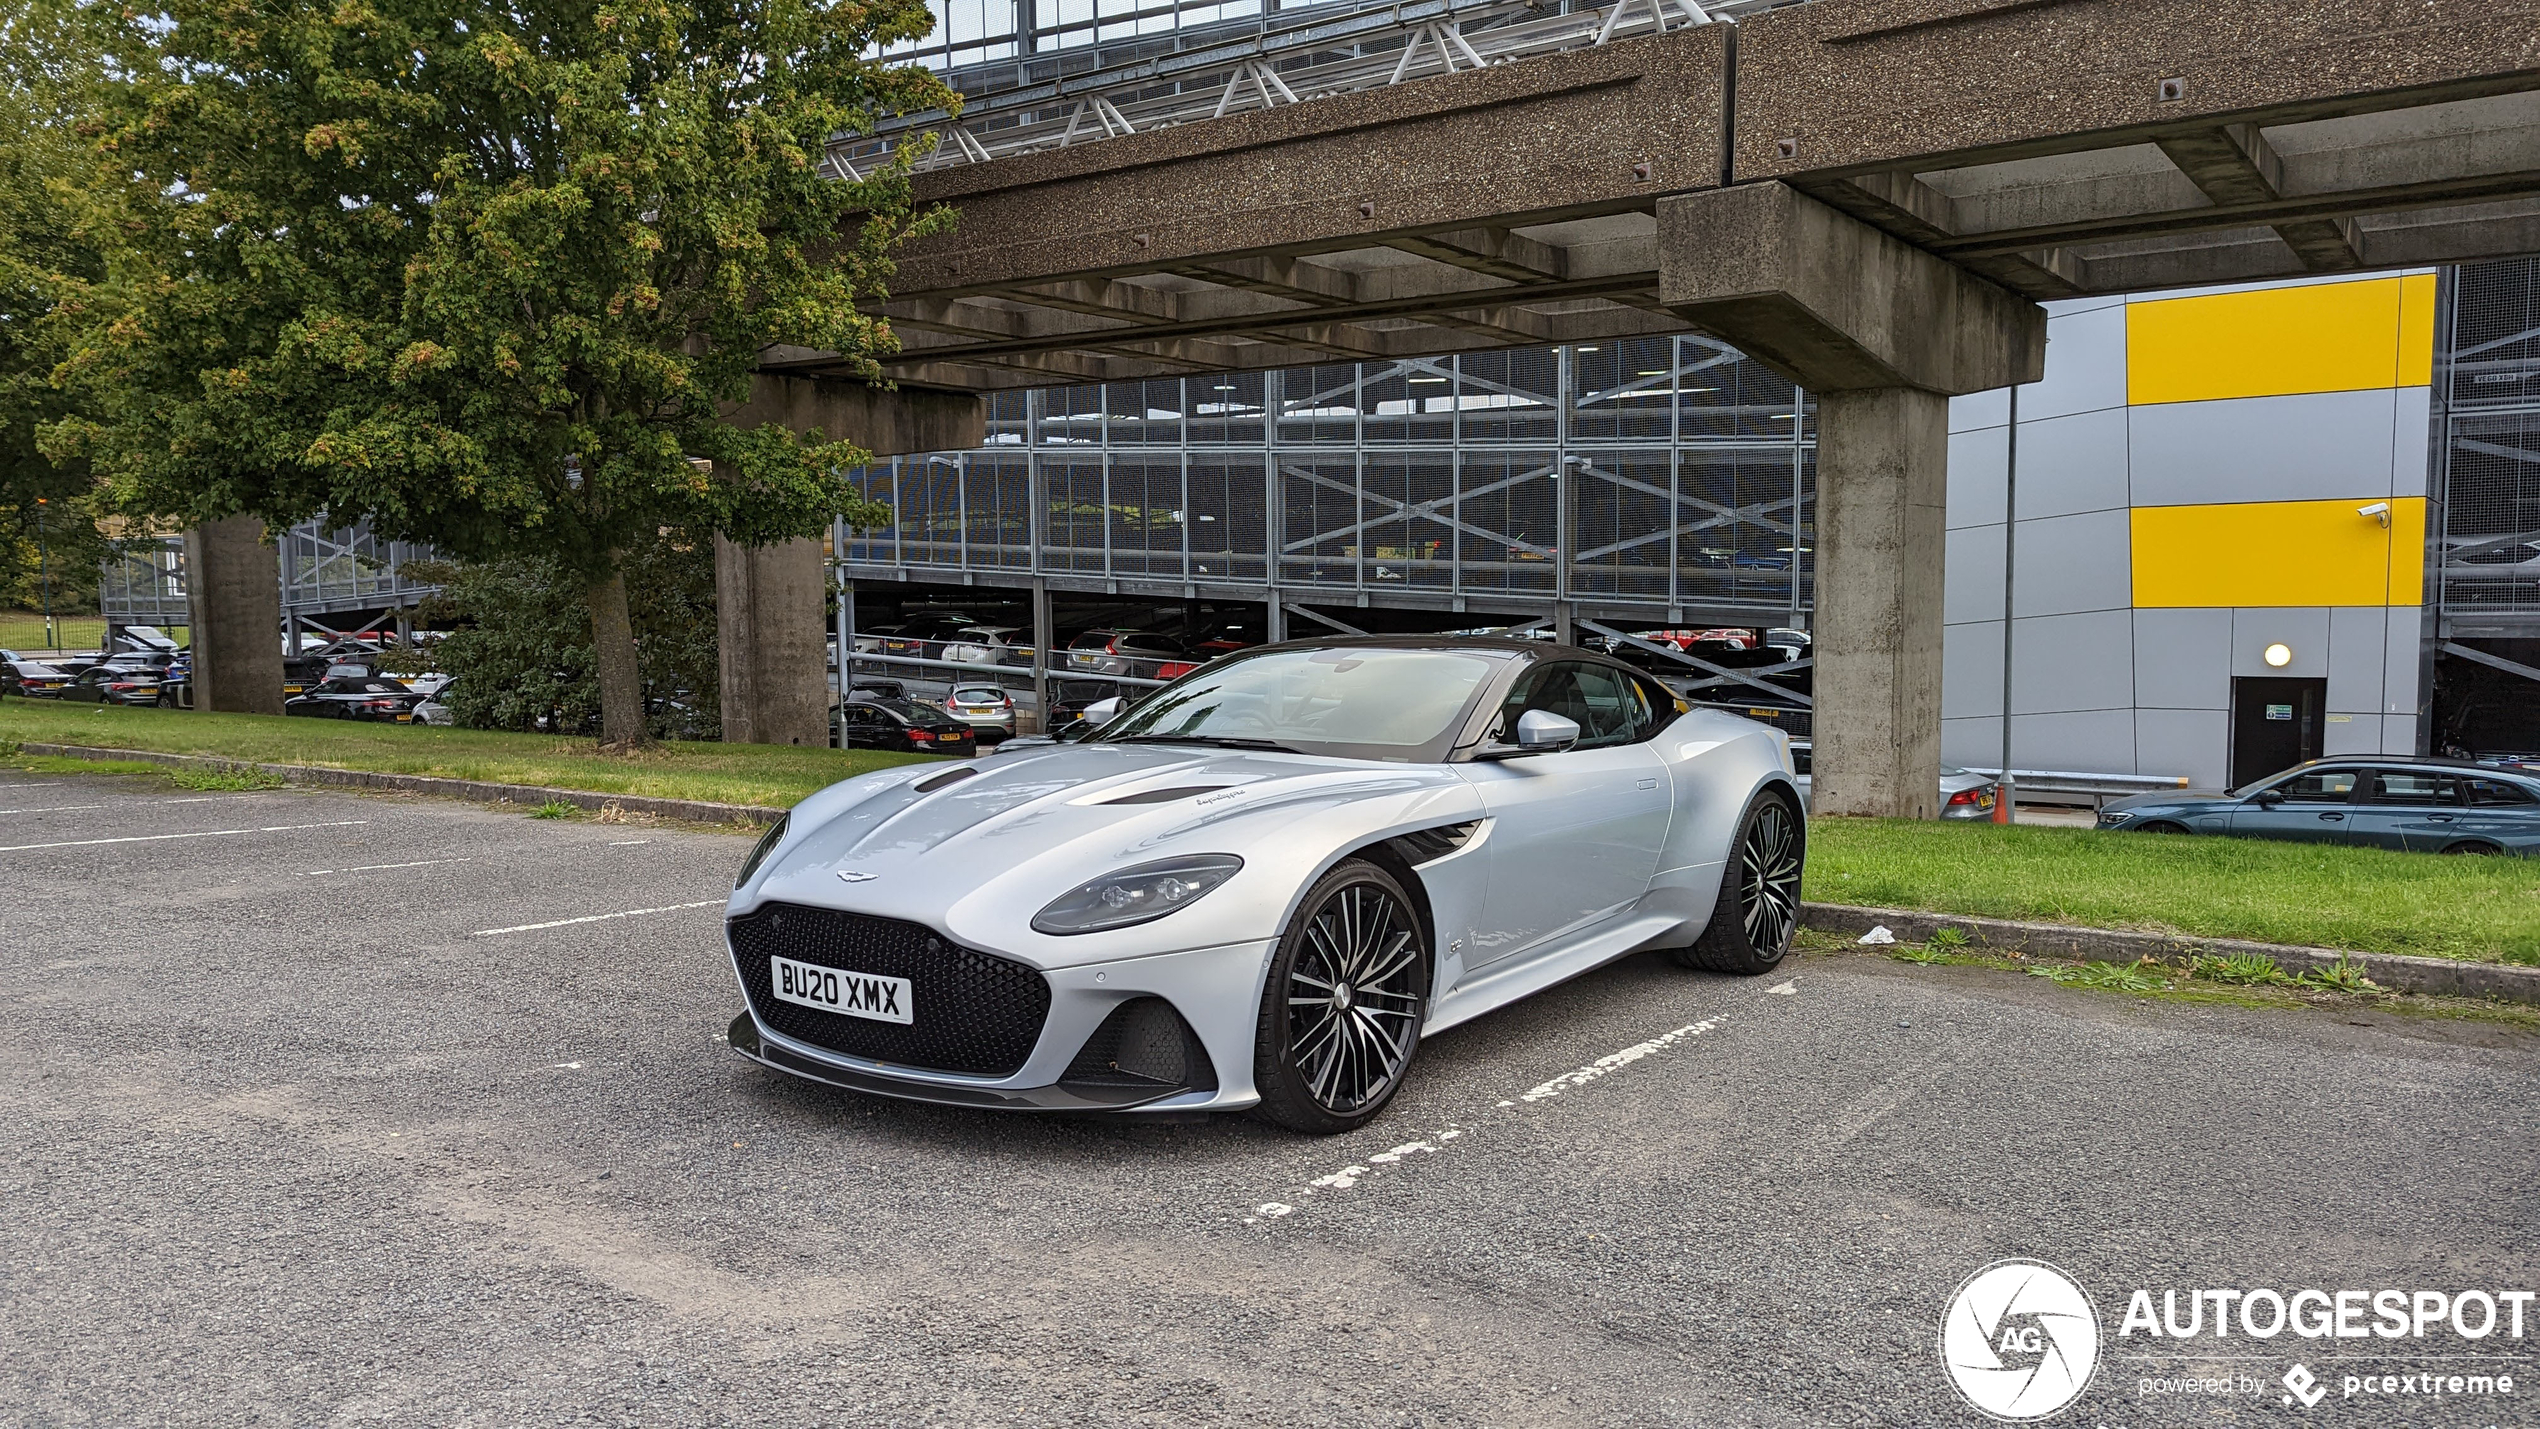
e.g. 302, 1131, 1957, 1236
759, 0, 2540, 817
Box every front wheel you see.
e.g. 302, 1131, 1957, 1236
1252, 859, 1428, 1134
1672, 787, 1805, 976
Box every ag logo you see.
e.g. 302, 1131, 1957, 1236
1938, 1259, 2101, 1422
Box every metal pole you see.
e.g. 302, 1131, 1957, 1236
1031, 576, 1051, 733
35, 497, 54, 648
1789, 385, 1806, 630
1995, 384, 2020, 824
833, 514, 851, 749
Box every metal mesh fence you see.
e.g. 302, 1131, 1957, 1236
2438, 258, 2540, 629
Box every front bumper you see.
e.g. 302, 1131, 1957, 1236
727, 929, 1276, 1115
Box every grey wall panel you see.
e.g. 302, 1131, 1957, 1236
2326, 605, 2390, 713
2229, 607, 2330, 678
2010, 709, 2138, 774
2380, 713, 2419, 755
1945, 524, 2006, 625
2023, 303, 2129, 422
2010, 609, 2136, 715
1941, 715, 2002, 771
2135, 707, 2231, 789
1943, 618, 2005, 720
2322, 711, 2379, 757
1947, 427, 2007, 529
2382, 606, 2423, 716
2391, 385, 2432, 500
2011, 509, 2132, 617
2012, 407, 2130, 520
2131, 607, 2232, 710
2128, 390, 2398, 508
1950, 388, 2009, 435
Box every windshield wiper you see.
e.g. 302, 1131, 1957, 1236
1113, 734, 1303, 754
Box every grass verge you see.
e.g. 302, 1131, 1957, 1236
0, 700, 930, 809
1805, 817, 2540, 965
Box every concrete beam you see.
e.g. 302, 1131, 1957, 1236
715, 533, 831, 749
183, 516, 283, 716
1657, 183, 2044, 395
727, 371, 984, 458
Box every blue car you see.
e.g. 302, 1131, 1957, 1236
2097, 756, 2540, 855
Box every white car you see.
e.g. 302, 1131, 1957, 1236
724, 637, 1803, 1133
942, 626, 1026, 665
414, 679, 457, 726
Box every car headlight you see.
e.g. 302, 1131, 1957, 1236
2099, 810, 2134, 825
736, 814, 789, 887
1032, 854, 1244, 935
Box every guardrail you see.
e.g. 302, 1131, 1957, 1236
1957, 768, 2195, 809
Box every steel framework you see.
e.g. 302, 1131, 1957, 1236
2435, 256, 2540, 640
841, 332, 1815, 626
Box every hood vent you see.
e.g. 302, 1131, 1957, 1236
1099, 785, 1231, 806
913, 766, 981, 794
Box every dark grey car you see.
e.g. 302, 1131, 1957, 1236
2097, 756, 2540, 855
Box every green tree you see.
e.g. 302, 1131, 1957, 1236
0, 0, 119, 617
48, 0, 931, 742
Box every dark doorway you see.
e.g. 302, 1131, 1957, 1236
2230, 676, 2327, 789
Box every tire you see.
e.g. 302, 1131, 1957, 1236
1672, 786, 1806, 976
2441, 841, 2501, 856
2135, 821, 2189, 835
1252, 859, 1428, 1134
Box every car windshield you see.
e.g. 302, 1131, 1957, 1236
1096, 646, 1506, 760
952, 687, 1003, 702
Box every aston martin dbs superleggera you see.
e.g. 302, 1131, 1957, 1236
724, 637, 1805, 1132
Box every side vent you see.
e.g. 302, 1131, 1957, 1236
1098, 785, 1230, 805
1388, 820, 1480, 866
914, 766, 980, 794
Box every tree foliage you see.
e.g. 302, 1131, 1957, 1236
46, 0, 935, 738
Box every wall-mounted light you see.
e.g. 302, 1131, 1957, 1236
2263, 642, 2294, 668
2358, 501, 2391, 528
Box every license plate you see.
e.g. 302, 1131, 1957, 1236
394, 713, 412, 721
768, 954, 912, 1024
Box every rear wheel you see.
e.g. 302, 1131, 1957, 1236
2135, 821, 2189, 835
2441, 841, 2501, 856
1671, 787, 1805, 976
1252, 859, 1427, 1134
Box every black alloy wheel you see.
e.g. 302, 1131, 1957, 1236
1674, 787, 1805, 976
1253, 859, 1427, 1134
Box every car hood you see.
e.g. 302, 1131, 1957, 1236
2102, 789, 2233, 813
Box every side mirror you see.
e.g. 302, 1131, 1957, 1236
2253, 788, 2285, 807
1083, 696, 1124, 725
1515, 709, 1581, 753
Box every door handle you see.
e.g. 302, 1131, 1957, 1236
2428, 814, 2455, 823
2318, 812, 2345, 822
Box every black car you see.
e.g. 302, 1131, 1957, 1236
60, 664, 163, 706
1043, 678, 1121, 735
284, 677, 425, 722
3, 656, 73, 698
839, 697, 975, 755
2097, 756, 2540, 855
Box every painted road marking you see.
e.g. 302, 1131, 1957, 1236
607, 840, 651, 847
0, 803, 111, 816
0, 794, 269, 816
470, 900, 726, 937
300, 858, 472, 877
0, 820, 369, 853
1241, 1018, 1723, 1224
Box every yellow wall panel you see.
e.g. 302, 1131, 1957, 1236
2127, 276, 2433, 405
2132, 497, 2426, 608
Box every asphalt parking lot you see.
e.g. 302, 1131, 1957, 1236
5, 771, 2537, 1427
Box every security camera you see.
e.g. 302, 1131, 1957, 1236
2358, 501, 2391, 527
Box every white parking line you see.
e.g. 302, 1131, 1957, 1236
0, 794, 263, 815
607, 840, 651, 847
1241, 1017, 1724, 1225
470, 899, 727, 937
300, 858, 472, 877
0, 803, 111, 816
0, 820, 369, 853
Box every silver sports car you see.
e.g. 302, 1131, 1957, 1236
724, 637, 1805, 1133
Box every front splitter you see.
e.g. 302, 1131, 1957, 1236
726, 1012, 1191, 1113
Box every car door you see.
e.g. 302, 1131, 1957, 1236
2460, 775, 2540, 853
2346, 769, 2466, 851
841, 704, 885, 748
2227, 766, 2363, 844
1462, 660, 1670, 971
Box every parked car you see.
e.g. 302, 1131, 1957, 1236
1043, 678, 1121, 734
1067, 629, 1198, 679
2097, 757, 2540, 854
846, 679, 911, 701
944, 684, 1018, 741
414, 678, 457, 726
285, 677, 425, 722
881, 612, 985, 660
282, 654, 331, 698
942, 626, 1028, 666
837, 697, 976, 755
60, 665, 163, 706
3, 656, 73, 698
1788, 741, 2001, 819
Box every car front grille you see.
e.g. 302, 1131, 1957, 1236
728, 903, 1051, 1077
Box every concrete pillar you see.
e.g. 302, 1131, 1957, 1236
183, 516, 284, 715
1659, 182, 2044, 817
1813, 388, 1949, 819
715, 534, 830, 747
714, 375, 986, 746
